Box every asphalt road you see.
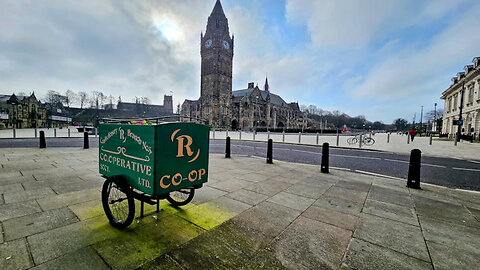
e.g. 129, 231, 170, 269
1, 138, 479, 191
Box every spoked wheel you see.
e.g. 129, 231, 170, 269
167, 188, 195, 206
363, 137, 375, 146
102, 176, 135, 229
347, 137, 358, 145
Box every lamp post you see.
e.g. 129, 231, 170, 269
433, 102, 437, 132
454, 80, 465, 146
420, 105, 423, 136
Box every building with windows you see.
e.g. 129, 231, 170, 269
441, 57, 480, 139
0, 93, 47, 128
181, 0, 305, 130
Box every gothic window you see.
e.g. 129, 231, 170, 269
206, 97, 210, 104
206, 107, 210, 114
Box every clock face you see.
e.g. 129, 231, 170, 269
205, 39, 212, 48
223, 40, 230, 50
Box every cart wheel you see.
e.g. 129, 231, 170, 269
102, 176, 135, 229
167, 188, 195, 206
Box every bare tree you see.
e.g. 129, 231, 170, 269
78, 92, 88, 109
64, 90, 76, 108
90, 91, 106, 109
425, 109, 444, 122
46, 90, 64, 105
140, 97, 151, 105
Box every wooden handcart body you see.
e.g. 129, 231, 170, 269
98, 119, 209, 228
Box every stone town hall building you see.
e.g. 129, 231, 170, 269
181, 0, 305, 130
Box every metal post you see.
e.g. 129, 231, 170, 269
225, 136, 231, 158
13, 127, 16, 139
429, 134, 433, 145
39, 131, 46, 149
407, 149, 421, 189
253, 131, 256, 141
266, 139, 273, 164
282, 130, 285, 142
35, 128, 38, 138
387, 133, 390, 143
359, 134, 363, 148
226, 130, 229, 138
321, 143, 329, 173
83, 132, 89, 149
336, 129, 339, 146
316, 132, 319, 145
141, 201, 144, 218
298, 132, 301, 143
54, 128, 57, 138
68, 128, 71, 138
95, 128, 98, 138
213, 129, 215, 139
268, 131, 270, 141
156, 199, 160, 212
239, 131, 242, 140
455, 81, 465, 146
407, 134, 410, 144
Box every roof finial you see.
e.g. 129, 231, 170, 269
264, 75, 269, 93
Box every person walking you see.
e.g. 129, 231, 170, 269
409, 128, 418, 141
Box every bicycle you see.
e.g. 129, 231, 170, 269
347, 133, 375, 146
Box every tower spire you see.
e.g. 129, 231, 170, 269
211, 0, 225, 16
264, 76, 270, 93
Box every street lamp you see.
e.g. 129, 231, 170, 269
434, 102, 437, 132
454, 80, 465, 146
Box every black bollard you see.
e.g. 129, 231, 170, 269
407, 149, 421, 189
83, 132, 89, 149
225, 136, 231, 158
321, 142, 329, 173
267, 139, 273, 164
39, 131, 46, 149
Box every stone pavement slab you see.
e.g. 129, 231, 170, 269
267, 191, 315, 211
3, 207, 78, 241
271, 216, 351, 269
226, 188, 269, 206
0, 200, 42, 221
244, 179, 293, 196
0, 238, 33, 270
362, 199, 418, 226
343, 238, 433, 270
36, 188, 100, 210
3, 187, 55, 204
353, 214, 430, 262
29, 247, 109, 270
302, 205, 360, 231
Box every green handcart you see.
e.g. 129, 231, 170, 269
98, 118, 209, 228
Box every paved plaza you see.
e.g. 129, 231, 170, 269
0, 148, 479, 269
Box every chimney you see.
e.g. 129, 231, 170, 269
248, 82, 254, 89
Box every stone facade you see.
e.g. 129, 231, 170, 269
441, 57, 480, 139
0, 93, 47, 128
117, 95, 173, 116
181, 0, 305, 130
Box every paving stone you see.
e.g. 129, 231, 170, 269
27, 215, 117, 264
467, 207, 480, 222
68, 199, 104, 220
231, 201, 301, 247
3, 207, 79, 241
271, 216, 351, 269
323, 186, 368, 203
51, 180, 101, 194
353, 214, 430, 262
244, 179, 292, 196
3, 188, 55, 204
167, 219, 285, 269
285, 183, 330, 199
226, 188, 269, 206
302, 205, 360, 231
427, 240, 479, 270
93, 215, 205, 270
190, 186, 227, 205
363, 199, 418, 226
0, 184, 24, 194
343, 238, 433, 270
175, 196, 250, 230
335, 180, 371, 193
0, 200, 42, 222
30, 247, 109, 270
368, 185, 413, 207
267, 191, 315, 211
419, 216, 480, 255
139, 254, 184, 270
207, 178, 252, 193
234, 172, 272, 183
0, 223, 3, 243
314, 196, 363, 216
0, 238, 33, 270
36, 188, 100, 210
413, 196, 479, 228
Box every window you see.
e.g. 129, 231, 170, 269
221, 107, 226, 114
206, 107, 210, 114
468, 86, 474, 103
453, 95, 457, 110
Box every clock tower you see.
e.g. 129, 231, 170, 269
200, 0, 234, 127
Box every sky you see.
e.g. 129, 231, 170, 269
1, 0, 479, 123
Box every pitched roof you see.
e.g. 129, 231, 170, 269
232, 88, 289, 107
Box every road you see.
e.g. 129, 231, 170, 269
1, 138, 479, 191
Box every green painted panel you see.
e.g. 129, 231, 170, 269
98, 122, 209, 196
154, 123, 210, 196
98, 124, 155, 194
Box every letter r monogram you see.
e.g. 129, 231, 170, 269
171, 129, 200, 163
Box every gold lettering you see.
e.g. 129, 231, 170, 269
172, 173, 182, 186
176, 135, 194, 157
198, 168, 206, 180
160, 175, 171, 188
188, 170, 198, 182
